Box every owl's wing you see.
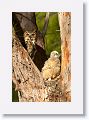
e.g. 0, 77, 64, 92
42, 58, 52, 71
12, 29, 46, 102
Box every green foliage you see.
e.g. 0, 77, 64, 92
36, 12, 61, 57
35, 12, 46, 31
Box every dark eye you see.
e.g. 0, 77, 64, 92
56, 53, 58, 55
31, 33, 35, 36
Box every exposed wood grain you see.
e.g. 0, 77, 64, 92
58, 12, 71, 101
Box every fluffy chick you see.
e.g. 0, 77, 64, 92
42, 51, 61, 81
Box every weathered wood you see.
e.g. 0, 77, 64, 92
12, 28, 46, 102
58, 12, 71, 101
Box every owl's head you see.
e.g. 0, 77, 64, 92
24, 31, 37, 45
50, 51, 60, 59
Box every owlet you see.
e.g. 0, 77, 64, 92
42, 51, 61, 81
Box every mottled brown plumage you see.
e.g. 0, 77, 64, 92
24, 30, 37, 56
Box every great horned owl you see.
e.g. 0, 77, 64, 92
42, 51, 61, 81
24, 30, 37, 57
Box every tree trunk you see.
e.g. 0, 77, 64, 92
12, 28, 47, 102
58, 12, 71, 101
12, 12, 47, 71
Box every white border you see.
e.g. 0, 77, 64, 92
0, 0, 83, 114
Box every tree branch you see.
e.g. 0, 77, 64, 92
58, 12, 71, 102
42, 12, 49, 37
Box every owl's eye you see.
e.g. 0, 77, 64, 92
27, 33, 29, 35
31, 33, 35, 36
55, 52, 58, 55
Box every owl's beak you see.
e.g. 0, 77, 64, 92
32, 40, 35, 45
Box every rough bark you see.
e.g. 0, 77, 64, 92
58, 12, 71, 101
12, 28, 63, 102
12, 12, 47, 71
12, 28, 46, 102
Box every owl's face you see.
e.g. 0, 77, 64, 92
50, 51, 60, 59
24, 31, 37, 45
